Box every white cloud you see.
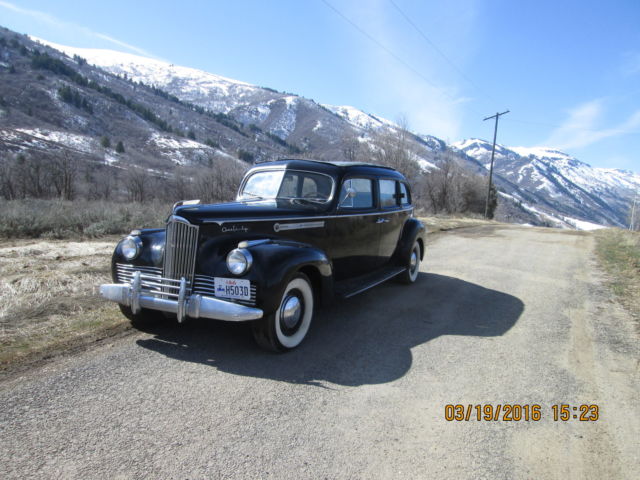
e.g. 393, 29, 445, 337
337, 0, 476, 139
543, 99, 640, 150
0, 0, 157, 58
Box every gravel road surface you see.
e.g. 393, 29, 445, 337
1, 225, 638, 479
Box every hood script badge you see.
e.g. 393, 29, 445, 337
222, 225, 249, 233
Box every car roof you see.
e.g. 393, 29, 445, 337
250, 158, 407, 180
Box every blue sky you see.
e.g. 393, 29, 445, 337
1, 0, 639, 171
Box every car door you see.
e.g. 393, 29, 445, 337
328, 176, 380, 280
377, 179, 410, 264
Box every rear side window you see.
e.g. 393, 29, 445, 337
338, 178, 373, 209
379, 179, 397, 208
399, 182, 411, 206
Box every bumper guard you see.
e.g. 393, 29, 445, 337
100, 271, 263, 323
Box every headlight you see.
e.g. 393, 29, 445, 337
121, 236, 142, 260
226, 248, 253, 275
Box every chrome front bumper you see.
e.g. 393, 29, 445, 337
100, 271, 263, 323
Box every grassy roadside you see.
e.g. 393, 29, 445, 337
419, 215, 499, 233
0, 237, 129, 374
594, 228, 640, 324
0, 199, 169, 239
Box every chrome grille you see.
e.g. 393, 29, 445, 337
163, 218, 199, 291
193, 274, 257, 307
116, 263, 181, 299
116, 263, 162, 283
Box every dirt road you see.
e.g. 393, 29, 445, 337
1, 225, 638, 479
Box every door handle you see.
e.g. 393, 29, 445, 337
376, 218, 389, 223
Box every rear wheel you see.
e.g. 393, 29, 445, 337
252, 273, 314, 352
398, 241, 421, 284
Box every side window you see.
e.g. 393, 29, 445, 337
379, 179, 397, 208
399, 182, 411, 206
338, 178, 373, 209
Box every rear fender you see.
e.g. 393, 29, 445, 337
392, 217, 425, 263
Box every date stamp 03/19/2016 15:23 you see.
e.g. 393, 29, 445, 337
444, 404, 600, 422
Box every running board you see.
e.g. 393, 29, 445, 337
335, 266, 406, 299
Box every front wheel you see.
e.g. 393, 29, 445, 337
252, 273, 314, 352
398, 241, 421, 284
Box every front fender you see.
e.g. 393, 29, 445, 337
247, 241, 333, 314
110, 228, 165, 281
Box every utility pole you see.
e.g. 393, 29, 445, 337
483, 110, 509, 219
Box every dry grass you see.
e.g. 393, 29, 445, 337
419, 215, 499, 233
594, 228, 640, 323
0, 237, 127, 370
0, 199, 169, 239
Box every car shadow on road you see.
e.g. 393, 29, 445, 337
135, 273, 523, 387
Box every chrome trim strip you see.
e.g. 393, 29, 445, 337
238, 239, 271, 248
274, 221, 325, 232
342, 267, 406, 299
201, 206, 414, 225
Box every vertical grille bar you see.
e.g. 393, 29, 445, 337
163, 218, 199, 292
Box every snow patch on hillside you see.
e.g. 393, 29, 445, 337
149, 133, 205, 150
323, 104, 395, 130
1, 128, 94, 153
30, 37, 261, 112
562, 217, 606, 231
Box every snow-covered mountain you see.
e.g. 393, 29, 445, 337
453, 139, 640, 228
2, 29, 637, 229
30, 37, 416, 149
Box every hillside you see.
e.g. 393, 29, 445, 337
453, 139, 640, 228
0, 26, 637, 229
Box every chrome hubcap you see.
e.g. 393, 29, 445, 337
410, 250, 418, 273
281, 295, 302, 330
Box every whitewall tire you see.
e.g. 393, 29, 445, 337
399, 241, 421, 284
252, 273, 314, 352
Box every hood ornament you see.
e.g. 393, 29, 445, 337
172, 199, 201, 211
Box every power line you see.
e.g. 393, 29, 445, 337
388, 0, 498, 105
318, 0, 471, 108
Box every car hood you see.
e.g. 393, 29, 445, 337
173, 200, 328, 225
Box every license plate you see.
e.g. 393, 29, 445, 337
213, 277, 251, 301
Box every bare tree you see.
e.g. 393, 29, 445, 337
341, 132, 362, 162
369, 116, 421, 180
123, 167, 150, 202
419, 151, 496, 216
50, 152, 78, 200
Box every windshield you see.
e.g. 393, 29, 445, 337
238, 170, 334, 205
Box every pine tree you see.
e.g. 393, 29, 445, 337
115, 141, 125, 153
100, 136, 111, 148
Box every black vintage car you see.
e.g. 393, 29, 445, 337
100, 159, 425, 351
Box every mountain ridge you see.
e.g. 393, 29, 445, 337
0, 27, 637, 230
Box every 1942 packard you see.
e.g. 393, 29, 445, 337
100, 159, 425, 351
